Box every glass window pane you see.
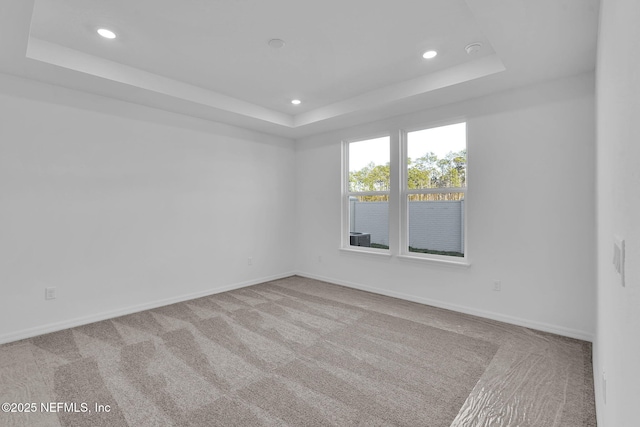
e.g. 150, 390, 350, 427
407, 123, 466, 190
349, 195, 389, 249
408, 193, 464, 257
349, 136, 390, 192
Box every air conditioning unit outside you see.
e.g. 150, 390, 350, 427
350, 232, 371, 247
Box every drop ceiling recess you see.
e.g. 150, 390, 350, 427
12, 0, 598, 136
23, 0, 499, 127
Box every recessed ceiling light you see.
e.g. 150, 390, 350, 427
291, 99, 301, 105
422, 50, 437, 59
97, 28, 117, 39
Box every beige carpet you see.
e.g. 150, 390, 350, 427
0, 276, 596, 426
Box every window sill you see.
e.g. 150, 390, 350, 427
396, 254, 471, 268
339, 247, 392, 258
338, 248, 470, 267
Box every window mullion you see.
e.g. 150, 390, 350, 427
388, 130, 401, 255
399, 130, 409, 254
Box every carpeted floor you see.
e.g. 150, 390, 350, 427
0, 276, 596, 426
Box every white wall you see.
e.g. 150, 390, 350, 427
0, 73, 296, 343
295, 73, 596, 340
594, 0, 640, 425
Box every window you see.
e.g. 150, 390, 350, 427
342, 122, 467, 263
403, 123, 467, 258
343, 136, 390, 251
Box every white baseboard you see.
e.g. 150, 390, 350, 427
295, 271, 595, 342
2, 271, 594, 345
0, 271, 296, 345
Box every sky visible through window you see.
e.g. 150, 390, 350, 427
349, 136, 389, 172
349, 123, 466, 172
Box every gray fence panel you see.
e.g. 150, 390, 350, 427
352, 200, 463, 251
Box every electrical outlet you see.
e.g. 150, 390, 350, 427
602, 370, 607, 404
493, 281, 501, 292
45, 287, 57, 300
318, 255, 323, 263
247, 257, 253, 266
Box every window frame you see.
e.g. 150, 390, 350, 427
399, 122, 468, 263
340, 122, 469, 267
340, 134, 392, 255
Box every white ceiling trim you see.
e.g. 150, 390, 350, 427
26, 37, 295, 128
0, 0, 599, 138
26, 37, 505, 130
294, 54, 505, 127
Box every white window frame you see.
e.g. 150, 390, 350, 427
340, 123, 469, 267
398, 122, 468, 265
340, 134, 393, 256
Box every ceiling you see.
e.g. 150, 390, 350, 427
0, 0, 599, 139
